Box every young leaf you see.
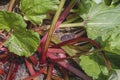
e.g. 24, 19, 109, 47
0, 11, 40, 57
79, 3, 120, 55
20, 0, 59, 25
79, 54, 108, 80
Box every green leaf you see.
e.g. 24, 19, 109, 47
78, 0, 94, 16
106, 53, 120, 69
104, 0, 112, 6
112, 0, 120, 6
79, 0, 96, 18
81, 3, 120, 55
79, 54, 108, 80
5, 30, 40, 57
78, 0, 103, 18
20, 0, 59, 25
108, 69, 120, 80
0, 11, 26, 31
0, 11, 40, 57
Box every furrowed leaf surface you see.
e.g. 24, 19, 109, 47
0, 11, 40, 57
79, 2, 120, 55
20, 0, 59, 25
80, 54, 108, 80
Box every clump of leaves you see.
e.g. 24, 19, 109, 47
78, 0, 120, 79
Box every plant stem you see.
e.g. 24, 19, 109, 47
60, 22, 84, 27
40, 0, 66, 64
25, 59, 38, 80
34, 22, 84, 31
46, 64, 54, 80
7, 0, 16, 12
51, 49, 103, 61
61, 68, 69, 80
6, 61, 14, 80
70, 9, 79, 13
51, 35, 79, 63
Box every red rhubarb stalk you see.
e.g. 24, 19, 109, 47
40, 0, 66, 64
25, 59, 35, 75
24, 69, 44, 80
48, 48, 65, 54
6, 62, 14, 80
9, 63, 19, 80
29, 55, 38, 66
52, 37, 111, 70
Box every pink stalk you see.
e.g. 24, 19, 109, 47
29, 55, 38, 66
48, 48, 65, 54
9, 63, 19, 80
25, 59, 35, 75
46, 64, 54, 80
24, 69, 44, 80
6, 62, 14, 80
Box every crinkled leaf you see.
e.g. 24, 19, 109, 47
0, 11, 26, 31
79, 54, 108, 80
20, 0, 59, 25
0, 11, 40, 57
5, 31, 40, 57
80, 3, 120, 55
108, 69, 120, 80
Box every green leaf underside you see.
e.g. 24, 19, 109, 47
79, 1, 120, 55
0, 11, 40, 57
20, 0, 59, 25
79, 54, 108, 80
108, 69, 120, 80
